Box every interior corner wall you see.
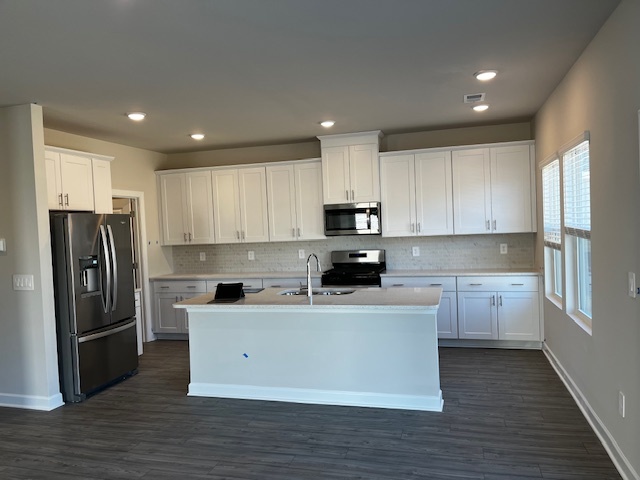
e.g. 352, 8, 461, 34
43, 129, 173, 277
534, 0, 640, 475
0, 104, 63, 410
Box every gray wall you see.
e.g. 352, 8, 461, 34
0, 105, 62, 410
534, 0, 639, 474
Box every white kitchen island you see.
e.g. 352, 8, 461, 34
175, 287, 443, 412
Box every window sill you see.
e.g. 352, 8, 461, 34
545, 294, 563, 311
568, 311, 592, 336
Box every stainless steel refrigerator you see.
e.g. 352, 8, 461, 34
50, 212, 138, 402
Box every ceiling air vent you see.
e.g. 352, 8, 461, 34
464, 93, 486, 103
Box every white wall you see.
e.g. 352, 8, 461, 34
0, 105, 63, 410
534, 0, 639, 476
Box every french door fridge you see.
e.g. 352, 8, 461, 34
50, 212, 138, 402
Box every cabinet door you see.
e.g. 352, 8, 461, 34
159, 173, 188, 245
380, 154, 416, 237
92, 159, 113, 214
238, 167, 269, 243
415, 151, 454, 236
322, 145, 350, 203
212, 169, 242, 243
457, 291, 498, 339
154, 293, 181, 333
185, 171, 215, 244
59, 153, 95, 211
490, 145, 533, 233
179, 293, 201, 333
498, 291, 540, 341
452, 149, 491, 234
267, 164, 297, 242
45, 150, 63, 209
349, 144, 380, 202
295, 161, 325, 240
437, 291, 458, 339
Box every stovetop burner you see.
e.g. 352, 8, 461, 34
321, 249, 386, 287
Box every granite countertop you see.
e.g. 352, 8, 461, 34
174, 287, 441, 311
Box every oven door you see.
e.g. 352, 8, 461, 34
324, 202, 380, 236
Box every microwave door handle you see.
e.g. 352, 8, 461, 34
107, 225, 118, 312
99, 225, 111, 313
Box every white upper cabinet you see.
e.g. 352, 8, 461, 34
380, 150, 453, 237
159, 171, 215, 245
212, 167, 269, 244
45, 146, 113, 212
452, 143, 533, 234
266, 160, 325, 242
318, 131, 382, 204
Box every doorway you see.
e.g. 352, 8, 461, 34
112, 190, 154, 354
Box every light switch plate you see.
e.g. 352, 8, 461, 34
298, 249, 305, 259
13, 274, 34, 291
500, 244, 508, 254
0, 238, 6, 252
628, 272, 636, 298
412, 246, 420, 257
248, 251, 255, 261
199, 252, 206, 261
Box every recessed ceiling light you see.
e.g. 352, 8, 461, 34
474, 70, 498, 81
127, 112, 146, 121
473, 104, 490, 112
320, 120, 335, 128
190, 133, 205, 140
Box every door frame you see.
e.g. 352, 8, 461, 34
112, 189, 156, 346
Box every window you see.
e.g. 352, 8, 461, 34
563, 140, 592, 323
542, 159, 562, 301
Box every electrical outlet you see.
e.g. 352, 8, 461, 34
13, 274, 34, 291
500, 243, 508, 254
199, 252, 206, 262
298, 249, 305, 259
412, 246, 420, 257
628, 272, 636, 298
619, 391, 626, 417
247, 251, 255, 261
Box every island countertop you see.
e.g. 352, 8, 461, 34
174, 286, 441, 311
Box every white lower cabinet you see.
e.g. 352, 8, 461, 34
381, 276, 457, 339
153, 281, 206, 334
457, 276, 540, 341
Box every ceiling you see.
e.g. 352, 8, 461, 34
0, 0, 620, 154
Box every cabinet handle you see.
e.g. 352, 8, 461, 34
184, 233, 187, 242
430, 283, 442, 286
186, 286, 196, 289
271, 285, 281, 288
189, 232, 192, 242
241, 231, 245, 240
292, 228, 296, 237
236, 231, 240, 240
417, 222, 421, 233
58, 194, 63, 207
511, 283, 524, 286
410, 223, 415, 232
297, 227, 301, 237
470, 283, 482, 286
345, 190, 349, 200
493, 220, 497, 231
491, 295, 496, 306
499, 295, 503, 307
351, 190, 355, 201
392, 283, 404, 287
160, 286, 170, 289
64, 194, 69, 206
176, 296, 179, 302
486, 220, 490, 231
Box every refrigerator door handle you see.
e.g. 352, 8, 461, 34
78, 319, 136, 343
99, 225, 111, 313
107, 225, 118, 312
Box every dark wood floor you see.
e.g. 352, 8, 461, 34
0, 342, 621, 479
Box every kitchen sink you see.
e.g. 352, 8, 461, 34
279, 288, 356, 296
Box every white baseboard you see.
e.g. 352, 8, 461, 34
0, 392, 64, 411
189, 383, 444, 412
543, 343, 639, 480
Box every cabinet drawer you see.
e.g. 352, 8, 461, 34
154, 281, 206, 293
457, 276, 538, 291
206, 278, 263, 292
381, 276, 456, 291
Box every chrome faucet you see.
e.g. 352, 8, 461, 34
306, 253, 321, 304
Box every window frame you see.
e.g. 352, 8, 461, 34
541, 157, 563, 308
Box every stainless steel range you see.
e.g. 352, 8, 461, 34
321, 249, 386, 287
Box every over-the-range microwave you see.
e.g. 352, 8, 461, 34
324, 202, 381, 236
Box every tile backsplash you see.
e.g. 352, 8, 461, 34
172, 233, 535, 273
